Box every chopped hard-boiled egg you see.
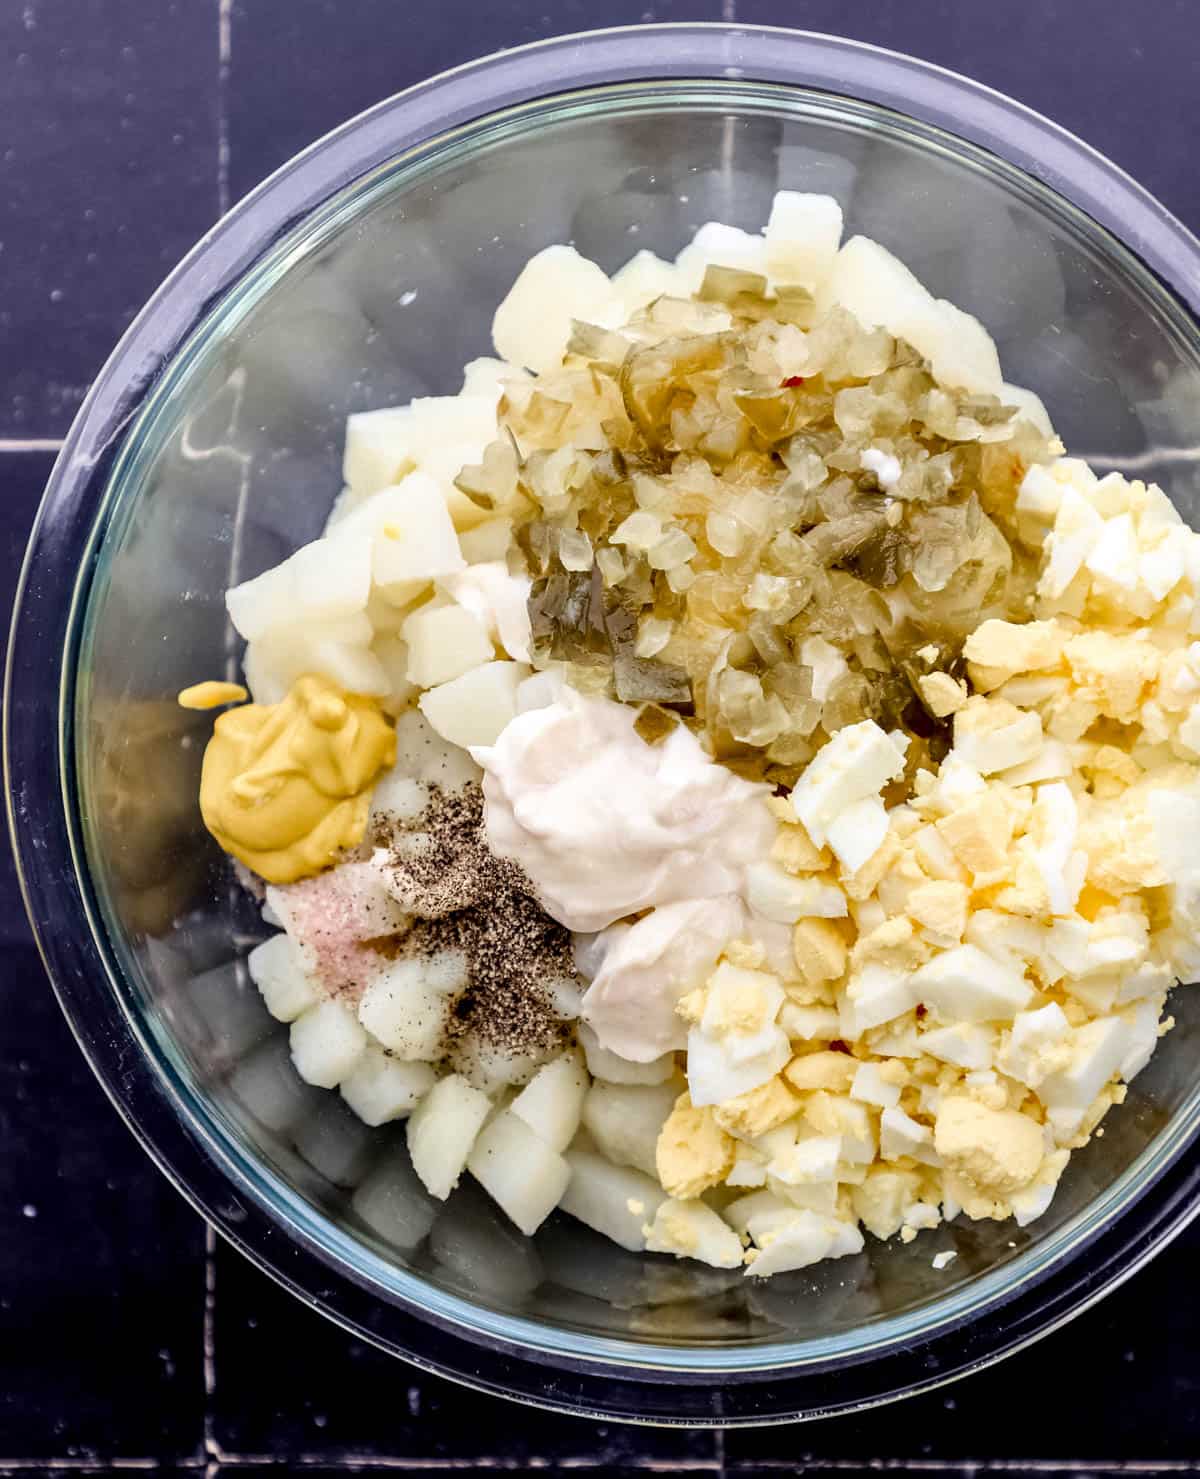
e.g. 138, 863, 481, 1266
227, 197, 1197, 1281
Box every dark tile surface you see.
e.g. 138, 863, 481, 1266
224, 0, 723, 208
209, 1237, 719, 1466
4, 1, 1200, 1472
730, 1221, 1200, 1465
0, 0, 219, 438
732, 0, 1200, 238
0, 911, 206, 1462
0, 457, 206, 1465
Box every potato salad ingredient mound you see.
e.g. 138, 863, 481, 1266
201, 191, 1200, 1280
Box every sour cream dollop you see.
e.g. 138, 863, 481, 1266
471, 679, 776, 933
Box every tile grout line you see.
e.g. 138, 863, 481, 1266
203, 1221, 218, 1475
217, 0, 232, 217
0, 438, 64, 452
3, 1458, 1200, 1474
721, 0, 736, 20
715, 1426, 726, 1477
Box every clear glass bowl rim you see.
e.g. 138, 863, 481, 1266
8, 23, 1200, 1424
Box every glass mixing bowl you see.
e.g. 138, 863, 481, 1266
9, 25, 1200, 1424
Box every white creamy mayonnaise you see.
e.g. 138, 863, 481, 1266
471, 676, 785, 1060
579, 898, 796, 1061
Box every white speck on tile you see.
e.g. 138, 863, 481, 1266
21, 1204, 37, 1218
399, 289, 418, 307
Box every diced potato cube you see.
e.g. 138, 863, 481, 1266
581, 1080, 677, 1178
418, 660, 529, 748
577, 1023, 676, 1085
389, 707, 481, 791
764, 191, 843, 291
228, 1036, 321, 1134
492, 244, 622, 374
820, 235, 1002, 396
342, 395, 499, 500
460, 356, 528, 403
352, 1155, 439, 1252
340, 1044, 437, 1126
402, 601, 495, 688
294, 1101, 375, 1187
428, 1183, 543, 1301
357, 951, 468, 1061
449, 1036, 548, 1096
406, 1073, 491, 1200
333, 473, 466, 605
467, 1109, 572, 1234
247, 932, 320, 1022
226, 533, 373, 643
459, 518, 514, 565
289, 999, 368, 1089
243, 618, 388, 705
371, 634, 420, 714
559, 1150, 666, 1252
510, 1050, 589, 1152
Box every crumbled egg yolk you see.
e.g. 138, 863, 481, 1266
638, 457, 1200, 1272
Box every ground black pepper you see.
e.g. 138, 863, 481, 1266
368, 782, 579, 1063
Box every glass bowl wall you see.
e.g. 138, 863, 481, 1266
9, 30, 1200, 1423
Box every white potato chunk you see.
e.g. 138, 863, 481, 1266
402, 601, 495, 688
675, 222, 769, 291
340, 1044, 437, 1126
492, 244, 623, 374
459, 355, 529, 402
228, 1036, 321, 1134
333, 473, 466, 605
369, 771, 430, 828
467, 1109, 572, 1234
243, 627, 390, 703
342, 395, 499, 501
510, 1049, 589, 1152
370, 634, 420, 714
414, 441, 496, 532
289, 999, 368, 1089
428, 1184, 543, 1300
352, 1154, 439, 1252
448, 1036, 548, 1096
559, 1149, 666, 1251
247, 932, 320, 1023
764, 191, 843, 291
581, 1080, 677, 1179
226, 533, 373, 643
389, 706, 482, 792
419, 659, 530, 748
357, 951, 468, 1061
1001, 382, 1055, 437
819, 235, 1003, 395
611, 249, 685, 316
577, 1023, 676, 1084
458, 518, 514, 565
406, 1072, 492, 1200
294, 1102, 375, 1187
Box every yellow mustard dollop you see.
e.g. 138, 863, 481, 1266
197, 673, 395, 884
178, 680, 249, 710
